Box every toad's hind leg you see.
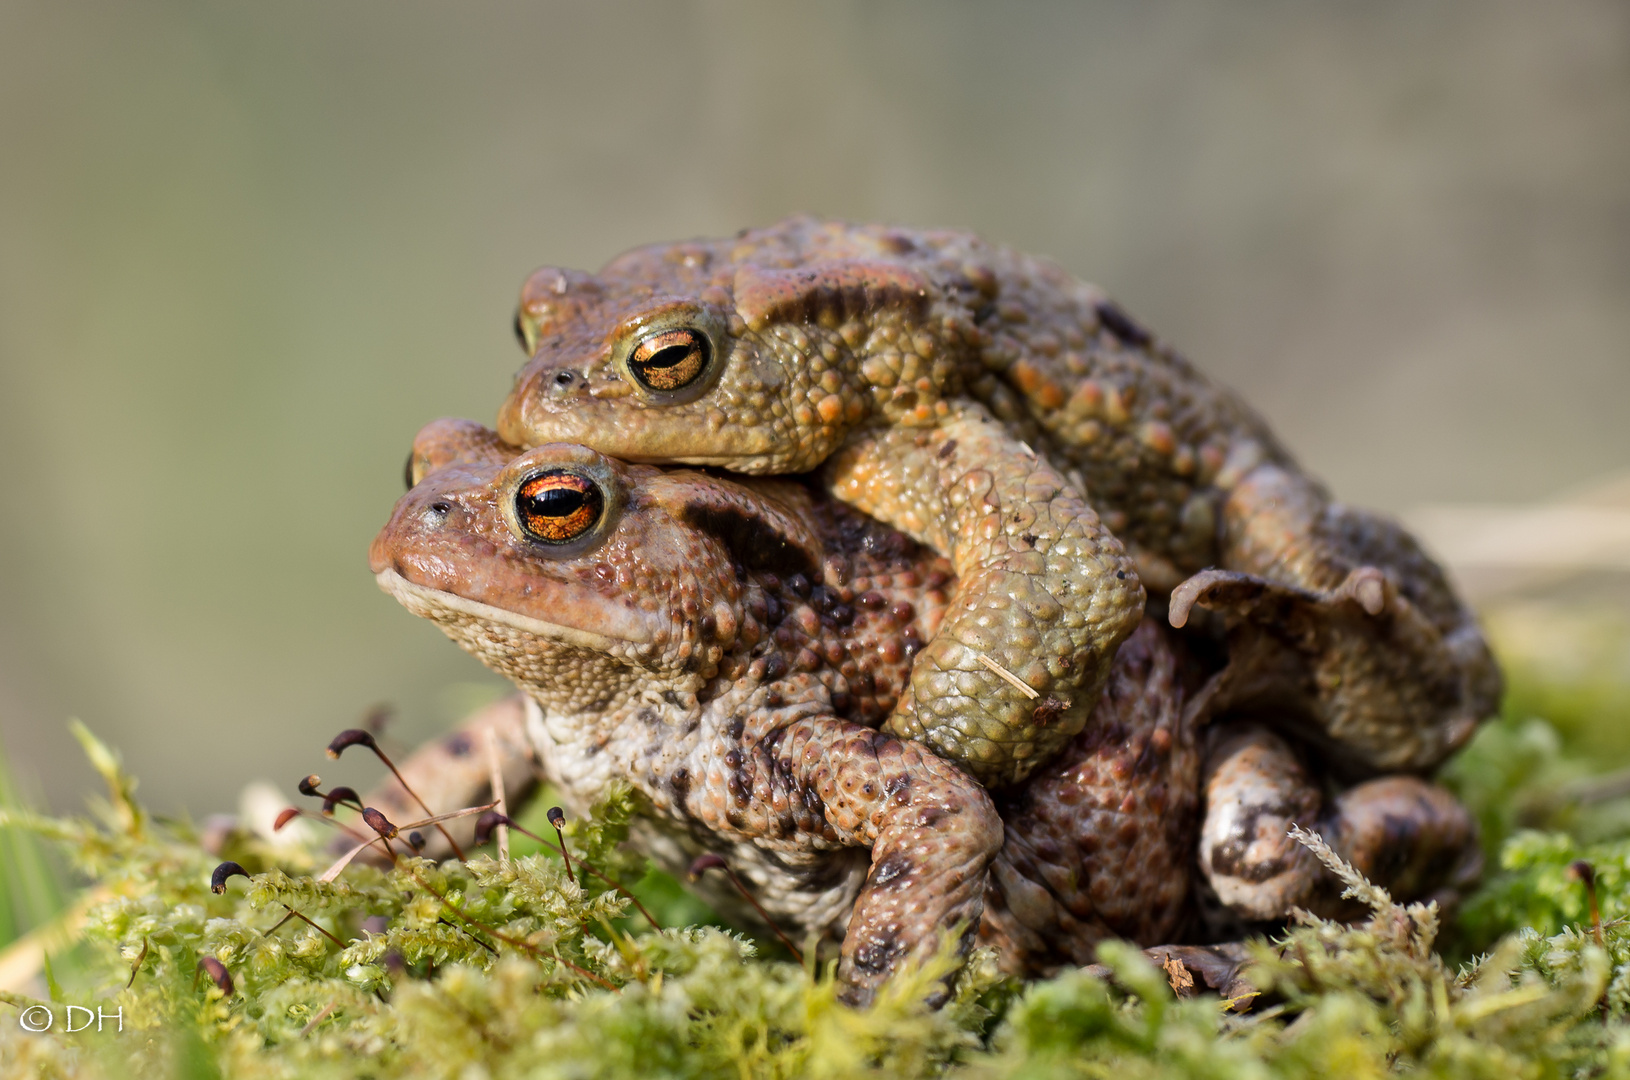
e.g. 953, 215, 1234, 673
1200, 725, 1480, 922
824, 400, 1145, 788
1172, 463, 1503, 773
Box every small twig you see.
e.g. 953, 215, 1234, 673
319, 835, 390, 882
486, 729, 510, 864
689, 854, 804, 963
316, 802, 495, 881
299, 1001, 339, 1038
977, 655, 1041, 699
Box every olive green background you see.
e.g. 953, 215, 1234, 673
2, 1, 1627, 816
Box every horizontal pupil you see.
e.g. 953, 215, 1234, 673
529, 488, 586, 516
638, 343, 696, 370
516, 469, 602, 543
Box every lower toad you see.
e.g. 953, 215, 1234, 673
369, 419, 1480, 998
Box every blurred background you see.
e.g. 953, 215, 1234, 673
1, 1, 1627, 841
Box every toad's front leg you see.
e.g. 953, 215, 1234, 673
825, 400, 1144, 788
738, 716, 1003, 1007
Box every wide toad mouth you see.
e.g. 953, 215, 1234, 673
374, 569, 651, 650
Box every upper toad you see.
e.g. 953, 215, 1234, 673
495, 217, 1502, 785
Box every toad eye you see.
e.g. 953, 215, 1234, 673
626, 328, 711, 393
515, 470, 604, 544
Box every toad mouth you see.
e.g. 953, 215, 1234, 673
375, 569, 653, 649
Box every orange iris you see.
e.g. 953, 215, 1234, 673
628, 328, 709, 391
515, 470, 603, 543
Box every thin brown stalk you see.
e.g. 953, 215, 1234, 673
689, 854, 803, 963
477, 811, 660, 930
355, 803, 618, 991
299, 1001, 338, 1038
280, 904, 346, 948
328, 729, 468, 860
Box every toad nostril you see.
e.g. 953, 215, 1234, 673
554, 370, 575, 387
425, 500, 452, 523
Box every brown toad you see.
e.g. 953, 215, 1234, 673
495, 217, 1501, 786
369, 420, 1479, 995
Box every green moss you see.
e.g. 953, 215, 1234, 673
2, 726, 1630, 1079
9, 610, 1630, 1078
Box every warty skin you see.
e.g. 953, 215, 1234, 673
368, 419, 1480, 997
496, 216, 1502, 787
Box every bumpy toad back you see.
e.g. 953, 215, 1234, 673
498, 216, 1500, 775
